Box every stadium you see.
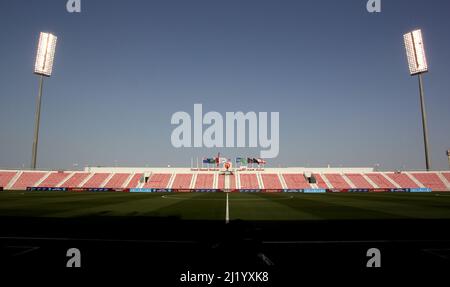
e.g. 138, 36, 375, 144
2, 164, 450, 275
2, 0, 450, 281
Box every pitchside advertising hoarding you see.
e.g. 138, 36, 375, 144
24, 187, 434, 193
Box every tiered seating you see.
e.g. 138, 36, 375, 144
60, 173, 90, 188
385, 173, 418, 188
194, 174, 214, 189
261, 174, 282, 189
126, 173, 143, 188
282, 174, 311, 189
323, 174, 351, 189
217, 174, 236, 190
12, 172, 46, 190
81, 173, 110, 188
313, 174, 329, 189
345, 174, 374, 189
366, 173, 396, 188
0, 171, 18, 187
143, 173, 171, 189
38, 172, 71, 187
411, 173, 447, 191
239, 174, 260, 189
442, 173, 450, 184
104, 173, 131, 188
170, 174, 192, 189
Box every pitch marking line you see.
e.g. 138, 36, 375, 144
226, 193, 229, 224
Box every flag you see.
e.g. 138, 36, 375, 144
236, 157, 242, 163
241, 158, 248, 164
256, 158, 267, 164
208, 158, 216, 164
247, 158, 253, 164
202, 158, 209, 164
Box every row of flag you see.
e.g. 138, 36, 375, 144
201, 156, 267, 166
236, 157, 267, 165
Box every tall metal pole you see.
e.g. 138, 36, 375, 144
31, 75, 44, 169
418, 73, 431, 171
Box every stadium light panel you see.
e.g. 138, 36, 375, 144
34, 32, 57, 77
403, 29, 428, 76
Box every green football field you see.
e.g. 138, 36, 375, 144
1, 191, 450, 220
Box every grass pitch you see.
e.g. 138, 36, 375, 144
1, 191, 450, 221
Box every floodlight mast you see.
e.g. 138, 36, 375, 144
403, 29, 431, 171
31, 32, 57, 169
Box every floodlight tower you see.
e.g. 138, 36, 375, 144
403, 29, 431, 171
31, 32, 57, 169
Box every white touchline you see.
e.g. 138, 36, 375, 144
225, 193, 230, 224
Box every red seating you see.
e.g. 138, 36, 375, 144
261, 174, 282, 189
104, 173, 131, 188
0, 171, 18, 187
143, 173, 171, 188
239, 174, 260, 189
38, 172, 71, 187
282, 174, 311, 189
170, 174, 192, 189
217, 174, 236, 190
82, 173, 110, 188
345, 174, 374, 189
366, 173, 396, 188
385, 173, 418, 188
126, 173, 143, 188
194, 174, 214, 189
323, 174, 351, 189
60, 173, 90, 188
314, 174, 329, 189
411, 173, 447, 191
12, 172, 46, 189
442, 173, 450, 184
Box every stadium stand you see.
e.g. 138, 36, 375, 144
366, 173, 396, 189
82, 173, 111, 188
2, 168, 449, 192
261, 174, 283, 189
142, 173, 171, 189
126, 173, 143, 188
217, 174, 236, 190
410, 173, 447, 191
0, 171, 18, 187
12, 172, 47, 190
239, 174, 260, 189
194, 174, 214, 189
141, 173, 169, 189
323, 174, 351, 189
314, 174, 330, 189
60, 172, 90, 188
104, 173, 131, 188
282, 174, 311, 189
385, 173, 419, 188
443, 173, 450, 183
38, 171, 71, 187
171, 174, 192, 189
345, 174, 375, 189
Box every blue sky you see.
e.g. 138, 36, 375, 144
0, 0, 449, 170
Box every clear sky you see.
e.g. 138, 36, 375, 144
0, 0, 449, 171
